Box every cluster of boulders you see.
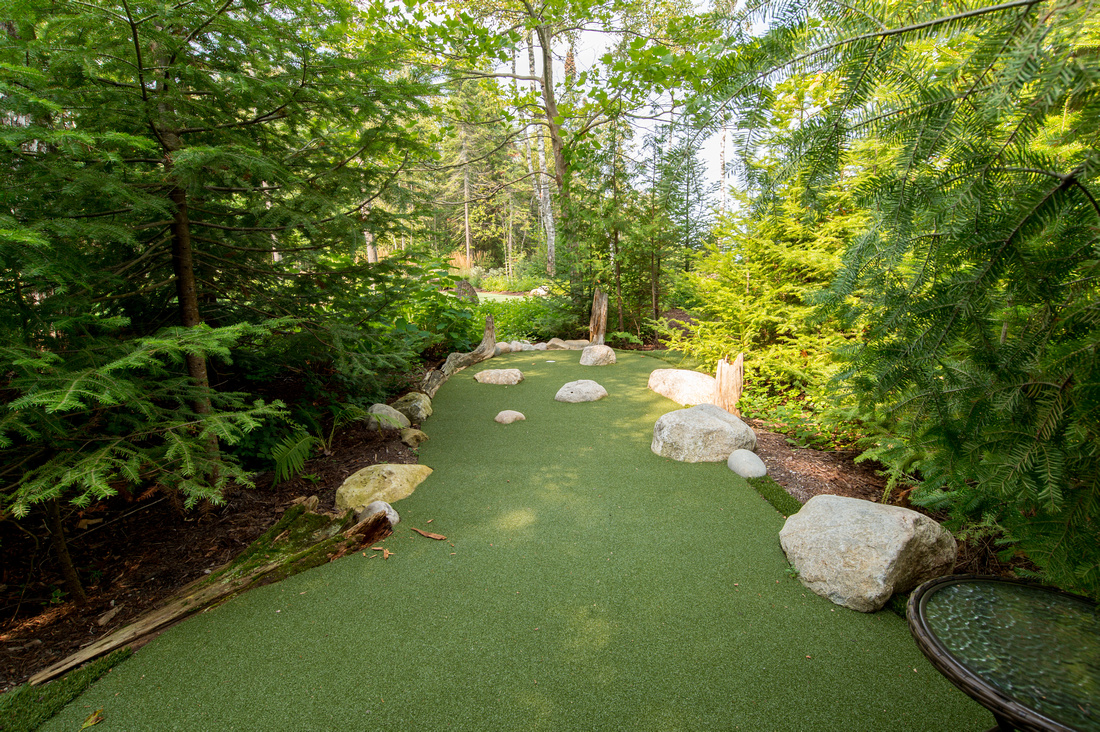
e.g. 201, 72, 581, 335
646, 367, 956, 613
494, 337, 592, 355
333, 391, 439, 528
336, 341, 958, 616
647, 370, 764, 479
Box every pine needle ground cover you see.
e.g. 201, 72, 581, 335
42, 352, 990, 731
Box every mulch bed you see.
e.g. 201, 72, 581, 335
0, 422, 415, 692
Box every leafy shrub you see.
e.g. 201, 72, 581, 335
468, 295, 581, 343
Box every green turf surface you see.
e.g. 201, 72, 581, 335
41, 351, 991, 731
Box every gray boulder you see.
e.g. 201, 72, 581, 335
475, 368, 524, 385
494, 342, 513, 355
391, 392, 432, 423
779, 495, 958, 612
546, 337, 571, 350
510, 341, 535, 352
579, 345, 616, 366
356, 500, 400, 527
366, 403, 411, 431
555, 380, 608, 403
495, 410, 526, 424
651, 404, 756, 462
534, 342, 548, 351
648, 368, 716, 406
728, 449, 767, 478
530, 285, 550, 296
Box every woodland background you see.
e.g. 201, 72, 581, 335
1, 0, 1097, 616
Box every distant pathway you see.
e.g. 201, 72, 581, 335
45, 351, 991, 731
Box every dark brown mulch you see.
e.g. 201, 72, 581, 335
748, 420, 887, 504
0, 422, 416, 692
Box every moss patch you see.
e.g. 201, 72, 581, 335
0, 649, 131, 732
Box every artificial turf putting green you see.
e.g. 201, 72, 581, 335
41, 351, 992, 731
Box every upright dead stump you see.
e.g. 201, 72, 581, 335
715, 353, 744, 416
588, 287, 608, 345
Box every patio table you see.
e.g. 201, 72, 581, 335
907, 574, 1099, 732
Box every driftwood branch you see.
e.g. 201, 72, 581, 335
29, 506, 392, 685
421, 315, 496, 398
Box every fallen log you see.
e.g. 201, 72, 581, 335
421, 314, 496, 398
29, 506, 392, 686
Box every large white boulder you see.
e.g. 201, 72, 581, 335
475, 368, 524, 385
579, 345, 616, 366
555, 380, 608, 403
366, 403, 411, 431
647, 369, 716, 406
779, 495, 958, 612
651, 404, 756, 462
390, 392, 432, 423
335, 464, 433, 510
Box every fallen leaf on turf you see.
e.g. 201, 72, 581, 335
426, 519, 433, 523
411, 527, 447, 540
81, 709, 105, 728
383, 548, 393, 559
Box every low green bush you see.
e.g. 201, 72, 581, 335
468, 295, 581, 343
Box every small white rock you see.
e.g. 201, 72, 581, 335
495, 410, 526, 424
728, 449, 767, 478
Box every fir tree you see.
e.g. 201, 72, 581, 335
713, 0, 1100, 595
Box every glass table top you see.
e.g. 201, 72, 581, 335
921, 579, 1100, 731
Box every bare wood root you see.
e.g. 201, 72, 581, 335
422, 314, 496, 398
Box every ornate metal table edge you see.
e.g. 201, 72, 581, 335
907, 574, 1089, 732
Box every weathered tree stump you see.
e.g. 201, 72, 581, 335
454, 279, 479, 304
421, 315, 496, 398
588, 287, 608, 345
715, 353, 744, 416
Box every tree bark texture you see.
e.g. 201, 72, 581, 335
589, 287, 608, 345
46, 498, 86, 605
715, 353, 744, 416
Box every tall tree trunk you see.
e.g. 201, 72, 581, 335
613, 229, 624, 332
462, 138, 472, 265
527, 32, 556, 276
46, 499, 86, 605
168, 183, 215, 422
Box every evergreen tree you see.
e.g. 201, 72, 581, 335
0, 0, 436, 596
713, 0, 1100, 595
